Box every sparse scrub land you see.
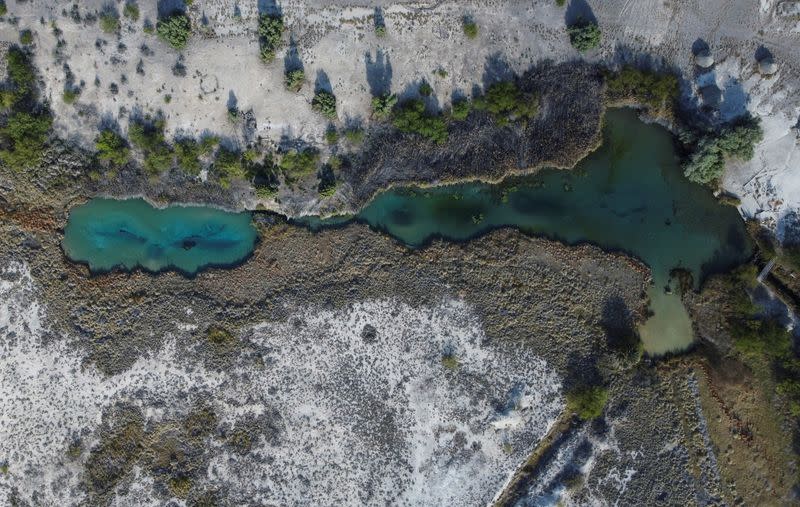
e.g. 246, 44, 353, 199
605, 67, 679, 115
312, 90, 337, 120
392, 99, 448, 144
567, 19, 601, 52
683, 117, 763, 185
157, 12, 191, 50
565, 385, 608, 420
474, 81, 539, 126
258, 14, 284, 63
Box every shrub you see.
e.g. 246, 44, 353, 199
683, 117, 763, 185
462, 18, 478, 39
128, 119, 173, 175
324, 127, 339, 145
371, 93, 397, 119
474, 81, 539, 125
123, 2, 139, 21
451, 99, 472, 121
6, 48, 37, 104
0, 2, 6, 17
284, 69, 304, 92
418, 81, 433, 97
95, 129, 129, 167
375, 25, 386, 37
567, 19, 601, 52
0, 112, 52, 170
566, 385, 608, 420
214, 147, 246, 187
344, 127, 364, 144
19, 30, 33, 45
441, 353, 460, 370
279, 148, 319, 175
312, 90, 337, 120
318, 164, 338, 197
157, 12, 191, 50
62, 88, 80, 104
605, 67, 679, 114
175, 138, 201, 175
392, 99, 448, 144
99, 11, 120, 33
258, 14, 283, 62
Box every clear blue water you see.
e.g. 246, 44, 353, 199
300, 109, 751, 354
62, 198, 257, 275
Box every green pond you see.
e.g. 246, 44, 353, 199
62, 198, 257, 275
300, 108, 751, 355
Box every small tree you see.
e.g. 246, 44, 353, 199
567, 19, 601, 52
474, 81, 539, 125
284, 69, 304, 92
392, 99, 448, 144
451, 99, 472, 121
566, 385, 608, 420
312, 90, 337, 120
95, 130, 129, 167
258, 14, 284, 62
371, 93, 397, 119
157, 12, 191, 50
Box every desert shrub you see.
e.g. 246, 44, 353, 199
62, 87, 80, 104
474, 81, 539, 125
312, 90, 337, 120
567, 19, 601, 52
683, 117, 763, 185
258, 14, 283, 62
451, 99, 472, 120
95, 129, 129, 167
175, 138, 202, 175
128, 119, 173, 175
123, 2, 139, 21
214, 147, 245, 187
0, 2, 7, 17
284, 69, 304, 92
157, 12, 191, 50
418, 81, 433, 97
462, 18, 478, 39
375, 25, 386, 37
0, 112, 52, 170
19, 30, 33, 45
371, 93, 397, 119
343, 127, 364, 144
279, 148, 319, 175
605, 67, 679, 114
99, 11, 120, 33
566, 385, 608, 420
392, 99, 448, 144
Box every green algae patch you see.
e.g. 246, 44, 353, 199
62, 198, 257, 275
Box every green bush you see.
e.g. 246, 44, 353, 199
99, 12, 120, 33
683, 118, 763, 185
371, 93, 397, 119
123, 2, 139, 21
95, 130, 130, 167
451, 99, 472, 121
566, 385, 608, 420
0, 2, 7, 17
258, 14, 284, 62
0, 112, 52, 170
214, 147, 246, 187
324, 127, 339, 145
605, 67, 679, 114
279, 148, 319, 175
62, 88, 80, 104
344, 127, 364, 144
284, 69, 304, 92
175, 138, 202, 175
474, 81, 539, 125
375, 25, 386, 38
419, 81, 433, 97
567, 20, 601, 52
19, 30, 33, 45
128, 119, 173, 175
392, 99, 448, 144
462, 19, 478, 39
157, 13, 191, 50
6, 47, 38, 105
312, 90, 337, 120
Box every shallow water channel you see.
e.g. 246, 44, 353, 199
302, 109, 752, 355
63, 109, 750, 355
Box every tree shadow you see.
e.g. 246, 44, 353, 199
258, 0, 282, 16
397, 79, 441, 112
692, 38, 710, 56
284, 36, 303, 73
374, 7, 385, 31
719, 77, 749, 121
314, 69, 332, 94
600, 296, 639, 355
565, 0, 597, 25
227, 90, 238, 112
365, 48, 392, 97
755, 45, 773, 62
482, 52, 514, 89
157, 0, 185, 18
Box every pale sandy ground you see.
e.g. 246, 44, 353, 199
0, 0, 798, 224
